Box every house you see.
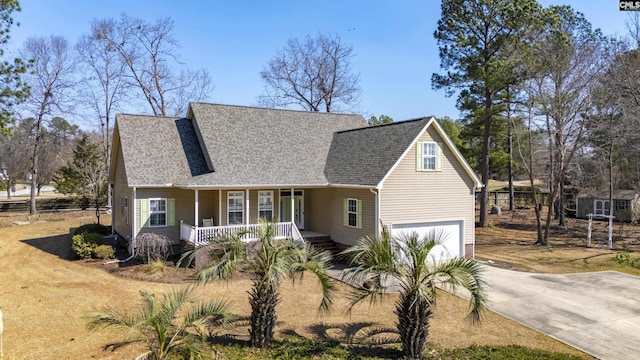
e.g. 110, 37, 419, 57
576, 189, 640, 222
109, 103, 482, 260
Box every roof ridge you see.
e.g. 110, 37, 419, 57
117, 113, 182, 120
336, 116, 432, 134
190, 101, 362, 117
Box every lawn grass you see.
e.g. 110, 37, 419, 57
0, 211, 591, 359
476, 209, 640, 276
213, 336, 584, 359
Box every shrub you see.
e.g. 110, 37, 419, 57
72, 232, 106, 259
146, 259, 166, 274
134, 233, 172, 263
615, 252, 640, 268
74, 223, 109, 236
94, 245, 115, 260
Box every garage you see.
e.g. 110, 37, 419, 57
390, 220, 464, 261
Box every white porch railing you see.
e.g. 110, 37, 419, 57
180, 221, 305, 247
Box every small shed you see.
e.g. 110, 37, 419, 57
576, 189, 640, 222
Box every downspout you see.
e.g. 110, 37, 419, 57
106, 186, 136, 264
131, 186, 137, 257
370, 188, 379, 236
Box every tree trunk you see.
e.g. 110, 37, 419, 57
30, 145, 38, 216
95, 198, 101, 224
558, 180, 565, 226
527, 101, 544, 244
508, 109, 515, 212
396, 289, 432, 359
248, 280, 281, 348
479, 93, 493, 227
4, 180, 10, 200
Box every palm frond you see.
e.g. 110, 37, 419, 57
85, 310, 140, 331
299, 246, 336, 312
340, 229, 402, 313
341, 232, 398, 274
192, 232, 246, 284
87, 287, 232, 359
183, 298, 233, 328
426, 257, 488, 324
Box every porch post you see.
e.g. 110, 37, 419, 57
194, 189, 199, 228
218, 189, 222, 226
290, 187, 295, 225
246, 189, 250, 225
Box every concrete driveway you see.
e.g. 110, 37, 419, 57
482, 266, 640, 360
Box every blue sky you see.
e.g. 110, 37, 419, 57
6, 1, 633, 123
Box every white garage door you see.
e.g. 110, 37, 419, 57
390, 220, 463, 261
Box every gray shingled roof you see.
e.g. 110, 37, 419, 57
179, 103, 366, 187
115, 114, 209, 186
577, 189, 638, 200
324, 118, 430, 186
115, 103, 441, 188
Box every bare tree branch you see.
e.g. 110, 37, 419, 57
259, 33, 360, 113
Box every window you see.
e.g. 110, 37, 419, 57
140, 198, 174, 227
149, 198, 166, 227
347, 199, 358, 227
416, 141, 442, 171
423, 142, 436, 170
228, 191, 244, 225
617, 200, 629, 211
258, 191, 274, 221
343, 198, 362, 228
594, 200, 610, 217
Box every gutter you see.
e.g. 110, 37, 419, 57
370, 188, 380, 236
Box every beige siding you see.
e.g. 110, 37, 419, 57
309, 188, 331, 234
380, 126, 477, 253
198, 190, 218, 225
309, 188, 375, 247
112, 145, 132, 240
135, 188, 195, 243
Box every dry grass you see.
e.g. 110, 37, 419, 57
0, 211, 588, 359
477, 208, 640, 275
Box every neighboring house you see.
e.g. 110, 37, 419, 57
576, 189, 640, 222
109, 103, 482, 260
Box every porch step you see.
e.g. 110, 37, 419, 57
305, 236, 344, 259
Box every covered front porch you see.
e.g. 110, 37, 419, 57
184, 188, 309, 229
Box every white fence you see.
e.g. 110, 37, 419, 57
180, 221, 304, 247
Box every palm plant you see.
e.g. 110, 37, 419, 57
86, 286, 232, 360
341, 227, 487, 360
183, 219, 336, 348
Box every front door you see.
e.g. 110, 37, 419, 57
280, 190, 304, 229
